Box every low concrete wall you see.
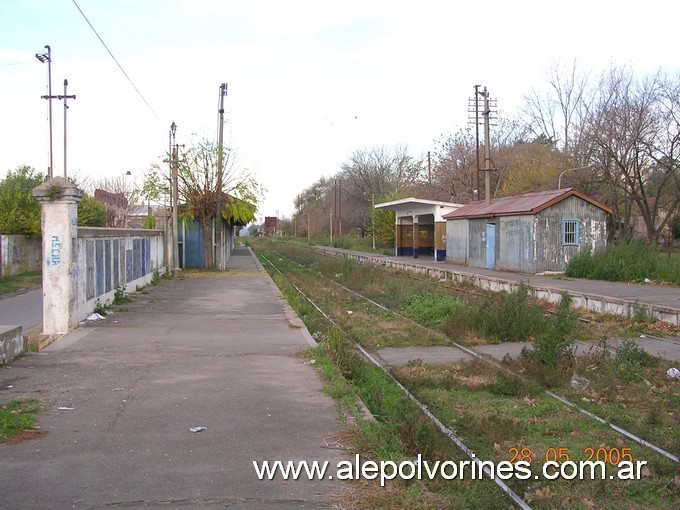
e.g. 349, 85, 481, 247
314, 246, 680, 327
76, 228, 166, 322
1, 235, 41, 278
0, 325, 23, 364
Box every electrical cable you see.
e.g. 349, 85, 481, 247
71, 0, 161, 122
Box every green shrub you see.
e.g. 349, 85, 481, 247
522, 292, 576, 370
614, 339, 658, 382
478, 283, 545, 343
404, 293, 468, 327
566, 240, 679, 285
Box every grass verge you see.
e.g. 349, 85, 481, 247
0, 270, 41, 296
0, 398, 41, 443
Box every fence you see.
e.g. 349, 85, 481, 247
76, 227, 166, 322
0, 234, 41, 278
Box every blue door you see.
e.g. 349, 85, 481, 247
486, 223, 495, 269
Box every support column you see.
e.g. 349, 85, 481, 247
435, 222, 447, 261
32, 177, 83, 335
412, 217, 419, 259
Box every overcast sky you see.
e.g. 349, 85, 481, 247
1, 0, 677, 219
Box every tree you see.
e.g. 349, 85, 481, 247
77, 195, 107, 227
338, 145, 423, 234
429, 129, 477, 202
522, 59, 592, 156
145, 140, 263, 268
340, 145, 423, 200
587, 68, 680, 241
0, 165, 43, 236
500, 139, 563, 195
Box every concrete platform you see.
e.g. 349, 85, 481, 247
0, 248, 347, 509
315, 246, 680, 326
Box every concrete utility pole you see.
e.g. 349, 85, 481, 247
58, 79, 76, 179
36, 45, 54, 178
216, 83, 227, 269
473, 84, 481, 199
481, 86, 496, 204
371, 192, 376, 250
170, 121, 179, 274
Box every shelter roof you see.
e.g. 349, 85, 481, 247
375, 197, 463, 211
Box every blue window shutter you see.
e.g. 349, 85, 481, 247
574, 221, 580, 244
561, 220, 567, 245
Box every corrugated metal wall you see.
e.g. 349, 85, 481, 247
534, 195, 607, 272
497, 216, 535, 272
468, 219, 490, 268
445, 219, 469, 264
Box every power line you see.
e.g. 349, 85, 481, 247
71, 0, 161, 122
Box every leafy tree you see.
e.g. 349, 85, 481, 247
77, 195, 107, 227
501, 139, 563, 195
0, 165, 43, 236
143, 212, 156, 229
145, 140, 263, 268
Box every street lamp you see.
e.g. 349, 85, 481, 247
36, 45, 53, 178
558, 165, 596, 190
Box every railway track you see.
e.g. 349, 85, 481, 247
257, 242, 679, 466
257, 249, 534, 510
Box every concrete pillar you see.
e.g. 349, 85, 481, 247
32, 177, 83, 335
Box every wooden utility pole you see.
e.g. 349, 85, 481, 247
216, 83, 227, 269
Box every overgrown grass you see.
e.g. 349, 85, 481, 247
566, 239, 680, 285
0, 270, 42, 296
0, 399, 41, 442
404, 293, 468, 328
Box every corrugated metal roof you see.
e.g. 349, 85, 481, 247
442, 188, 612, 220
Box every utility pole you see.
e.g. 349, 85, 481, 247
57, 79, 76, 179
170, 121, 179, 274
216, 83, 227, 269
36, 45, 54, 178
338, 179, 342, 237
427, 151, 431, 185
468, 85, 482, 200
480, 87, 497, 204
371, 192, 376, 250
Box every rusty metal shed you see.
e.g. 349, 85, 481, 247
442, 188, 612, 273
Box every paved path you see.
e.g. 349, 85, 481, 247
0, 249, 347, 509
0, 287, 42, 331
376, 337, 680, 367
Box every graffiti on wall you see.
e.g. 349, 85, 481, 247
47, 235, 61, 266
